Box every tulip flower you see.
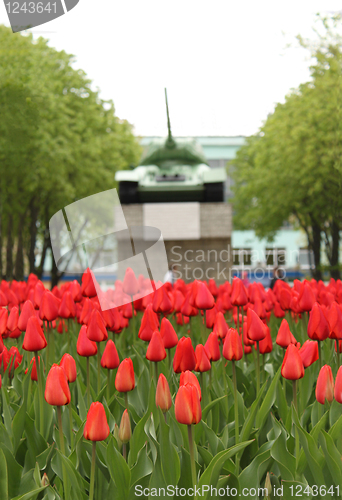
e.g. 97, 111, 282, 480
193, 282, 215, 310
84, 401, 110, 500
316, 365, 334, 405
87, 309, 108, 394
334, 366, 342, 404
175, 383, 201, 491
223, 328, 243, 361
155, 373, 172, 413
146, 330, 167, 363
276, 319, 294, 348
118, 409, 132, 445
298, 340, 319, 368
281, 344, 305, 381
213, 312, 228, 339
58, 291, 76, 319
298, 282, 315, 312
160, 317, 178, 349
307, 302, 330, 342
81, 269, 97, 298
204, 332, 221, 362
247, 308, 267, 396
194, 344, 211, 372
77, 325, 97, 406
101, 339, 120, 401
45, 364, 71, 407
30, 356, 39, 382
180, 370, 202, 401
173, 337, 196, 373
115, 358, 135, 409
123, 267, 139, 296
138, 304, 159, 342
39, 290, 59, 322
59, 353, 77, 383
153, 285, 173, 314
0, 308, 8, 336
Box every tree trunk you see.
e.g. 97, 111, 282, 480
0, 209, 2, 280
311, 222, 323, 281
50, 243, 61, 289
6, 214, 13, 281
36, 228, 50, 279
14, 216, 24, 281
28, 200, 38, 274
330, 219, 340, 280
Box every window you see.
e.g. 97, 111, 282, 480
265, 248, 286, 267
298, 248, 314, 269
232, 248, 252, 266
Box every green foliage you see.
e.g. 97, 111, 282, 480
0, 25, 141, 280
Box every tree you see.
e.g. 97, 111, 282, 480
0, 26, 141, 284
230, 15, 342, 280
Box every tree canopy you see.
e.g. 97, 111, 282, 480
0, 26, 141, 284
230, 15, 342, 280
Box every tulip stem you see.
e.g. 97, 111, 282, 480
125, 393, 128, 412
256, 342, 260, 397
336, 341, 340, 367
57, 406, 69, 500
200, 372, 206, 409
154, 362, 158, 386
34, 351, 44, 435
167, 348, 172, 378
220, 344, 229, 416
86, 357, 90, 408
131, 296, 136, 345
68, 403, 74, 450
283, 347, 286, 394
236, 306, 240, 337
89, 441, 96, 500
292, 380, 300, 466
97, 343, 101, 395
187, 424, 197, 498
232, 360, 240, 475
45, 323, 50, 370
318, 341, 322, 371
107, 370, 110, 401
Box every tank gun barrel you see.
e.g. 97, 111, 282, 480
164, 88, 176, 148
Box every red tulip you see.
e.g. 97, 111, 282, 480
223, 328, 243, 361
81, 269, 97, 298
179, 370, 202, 401
231, 277, 248, 306
39, 291, 59, 322
155, 373, 172, 412
206, 306, 217, 329
194, 344, 211, 372
30, 356, 39, 381
247, 308, 267, 342
7, 306, 19, 332
153, 286, 173, 314
22, 316, 47, 352
146, 330, 167, 362
58, 292, 76, 319
115, 358, 135, 392
194, 282, 215, 310
204, 332, 221, 361
298, 282, 315, 312
307, 302, 330, 341
76, 325, 97, 357
138, 304, 159, 342
87, 310, 108, 343
257, 325, 273, 354
328, 302, 342, 340
175, 383, 202, 425
160, 317, 178, 349
123, 267, 139, 296
59, 353, 77, 383
276, 319, 294, 348
279, 288, 291, 311
0, 308, 8, 336
334, 366, 342, 404
84, 402, 110, 441
298, 340, 319, 368
44, 364, 71, 406
273, 301, 286, 318
101, 340, 120, 369
316, 365, 334, 404
281, 344, 304, 380
213, 312, 228, 339
173, 337, 196, 373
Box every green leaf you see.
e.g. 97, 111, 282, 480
199, 441, 254, 500
130, 444, 153, 488
281, 481, 313, 499
0, 448, 8, 500
11, 486, 49, 500
106, 436, 131, 499
201, 395, 226, 421
238, 450, 272, 500
159, 409, 180, 485
319, 430, 342, 490
270, 416, 296, 480
12, 400, 27, 453
255, 365, 281, 429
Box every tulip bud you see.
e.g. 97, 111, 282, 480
307, 302, 330, 341
138, 304, 159, 342
204, 332, 221, 361
59, 353, 77, 383
87, 310, 108, 343
84, 402, 110, 441
123, 268, 139, 296
77, 325, 97, 357
118, 409, 132, 443
247, 308, 267, 342
173, 337, 196, 373
30, 355, 40, 381
101, 339, 120, 369
22, 316, 47, 352
160, 317, 178, 349
115, 358, 135, 392
180, 371, 201, 401
281, 344, 304, 380
223, 328, 243, 361
41, 473, 50, 487
276, 319, 293, 348
146, 330, 167, 362
298, 340, 319, 368
194, 344, 211, 372
316, 365, 334, 405
334, 366, 342, 404
155, 374, 172, 413
175, 383, 202, 425
44, 364, 71, 406
193, 282, 215, 310
213, 312, 228, 339
231, 277, 248, 306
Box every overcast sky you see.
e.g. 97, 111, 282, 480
0, 0, 341, 136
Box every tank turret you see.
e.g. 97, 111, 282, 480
115, 90, 227, 203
